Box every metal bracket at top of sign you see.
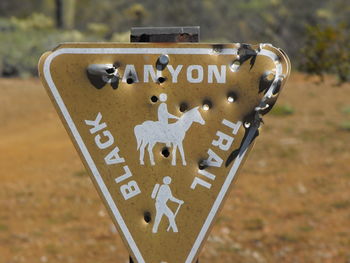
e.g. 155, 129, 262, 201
131, 26, 200, 43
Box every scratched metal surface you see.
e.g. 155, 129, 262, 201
38, 42, 290, 263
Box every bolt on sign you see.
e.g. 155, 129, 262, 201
38, 42, 290, 263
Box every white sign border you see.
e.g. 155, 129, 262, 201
43, 47, 281, 263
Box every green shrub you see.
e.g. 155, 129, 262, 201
270, 104, 295, 116
331, 200, 350, 209
110, 31, 131, 43
10, 13, 54, 30
87, 23, 109, 36
342, 106, 350, 114
243, 218, 264, 231
300, 23, 350, 84
0, 29, 86, 77
0, 15, 105, 77
0, 224, 8, 231
339, 121, 350, 132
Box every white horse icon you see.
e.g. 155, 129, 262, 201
134, 105, 205, 166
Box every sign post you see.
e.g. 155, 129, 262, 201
38, 27, 290, 263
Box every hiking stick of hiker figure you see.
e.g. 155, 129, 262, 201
134, 93, 205, 166
151, 176, 184, 233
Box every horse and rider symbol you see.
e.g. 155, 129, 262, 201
134, 93, 205, 166
135, 93, 204, 233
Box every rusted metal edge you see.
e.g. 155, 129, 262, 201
131, 26, 200, 43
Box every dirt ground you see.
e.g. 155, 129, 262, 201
1, 73, 350, 263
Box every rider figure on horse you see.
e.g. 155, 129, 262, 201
158, 93, 179, 147
158, 93, 180, 125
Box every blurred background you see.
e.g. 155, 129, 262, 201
0, 0, 350, 263
0, 0, 350, 80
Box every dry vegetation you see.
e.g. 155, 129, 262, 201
1, 74, 350, 262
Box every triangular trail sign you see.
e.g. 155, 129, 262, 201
39, 43, 290, 263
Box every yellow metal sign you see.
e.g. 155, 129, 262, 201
38, 43, 290, 263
